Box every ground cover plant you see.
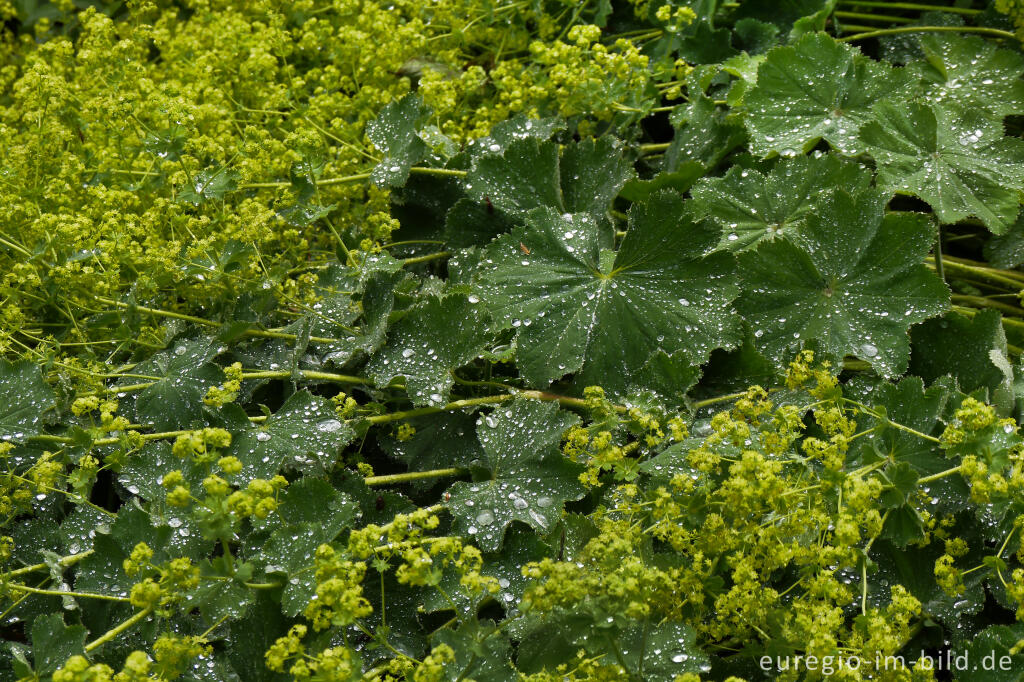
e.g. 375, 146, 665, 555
5, 0, 1024, 679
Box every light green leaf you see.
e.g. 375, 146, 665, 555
471, 192, 740, 392
367, 94, 431, 187
444, 400, 584, 552
744, 33, 912, 156
861, 100, 1024, 233
665, 95, 745, 169
366, 294, 491, 406
736, 189, 949, 376
221, 390, 354, 481
0, 359, 55, 442
909, 33, 1024, 121
689, 153, 872, 251
130, 338, 223, 430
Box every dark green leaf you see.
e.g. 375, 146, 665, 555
445, 399, 584, 552
689, 153, 872, 251
221, 390, 354, 481
861, 100, 1024, 233
30, 614, 86, 676
745, 33, 912, 156
131, 338, 223, 430
909, 33, 1024, 121
0, 359, 56, 443
178, 167, 239, 205
366, 294, 491, 406
471, 193, 740, 393
736, 189, 950, 375
367, 94, 431, 187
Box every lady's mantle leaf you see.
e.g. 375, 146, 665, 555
366, 294, 491, 406
689, 153, 872, 251
444, 400, 584, 552
0, 359, 55, 442
861, 100, 1024, 233
471, 192, 740, 393
367, 94, 431, 187
909, 34, 1024, 121
177, 167, 239, 205
220, 390, 354, 481
736, 189, 949, 376
130, 338, 223, 430
465, 136, 633, 219
744, 33, 912, 156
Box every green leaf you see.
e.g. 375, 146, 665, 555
444, 399, 584, 552
259, 479, 357, 616
366, 294, 491, 406
466, 137, 632, 220
665, 95, 745, 170
471, 193, 741, 392
443, 197, 515, 248
220, 390, 354, 481
30, 614, 86, 676
736, 189, 949, 375
744, 33, 912, 156
377, 411, 483, 474
909, 33, 1024, 121
860, 100, 1024, 233
618, 163, 707, 203
984, 212, 1024, 269
0, 359, 55, 442
367, 94, 431, 187
910, 310, 1013, 408
130, 337, 223, 430
961, 624, 1024, 681
846, 376, 956, 481
178, 167, 239, 205
689, 153, 872, 251
429, 620, 515, 682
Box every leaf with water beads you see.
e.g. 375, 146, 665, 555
177, 167, 239, 205
688, 153, 872, 251
219, 390, 354, 481
465, 136, 633, 220
0, 358, 56, 443
736, 188, 950, 377
444, 399, 584, 553
366, 93, 431, 188
743, 33, 913, 157
130, 337, 223, 431
429, 620, 516, 682
29, 615, 86, 677
366, 294, 492, 406
860, 100, 1024, 234
908, 33, 1024, 122
471, 192, 741, 393
910, 310, 1013, 411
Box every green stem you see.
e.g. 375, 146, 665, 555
951, 294, 1024, 318
402, 251, 452, 266
834, 10, 914, 24
241, 369, 368, 384
5, 550, 94, 579
84, 606, 155, 652
408, 167, 467, 178
917, 465, 962, 485
6, 584, 131, 602
836, 0, 980, 15
240, 172, 371, 190
639, 142, 671, 154
840, 25, 1017, 43
364, 468, 465, 487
